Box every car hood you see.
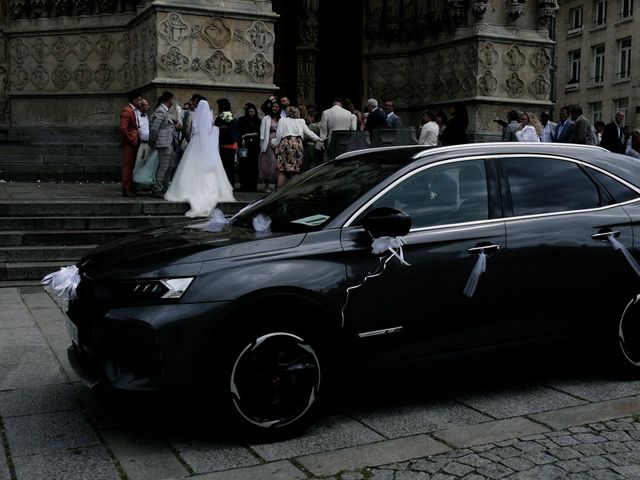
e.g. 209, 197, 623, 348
78, 221, 306, 278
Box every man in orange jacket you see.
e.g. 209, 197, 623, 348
119, 91, 142, 197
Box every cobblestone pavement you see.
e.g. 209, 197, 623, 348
3, 285, 640, 479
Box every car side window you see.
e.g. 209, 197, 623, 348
587, 168, 640, 204
368, 160, 489, 228
501, 157, 600, 216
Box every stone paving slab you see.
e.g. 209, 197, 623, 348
0, 305, 37, 329
547, 376, 640, 403
169, 438, 260, 474
0, 383, 78, 417
251, 415, 385, 461
20, 291, 58, 309
456, 384, 587, 419
12, 446, 120, 480
0, 435, 11, 480
0, 360, 66, 390
3, 410, 100, 456
101, 429, 189, 480
193, 460, 306, 480
433, 417, 550, 449
530, 396, 640, 430
296, 435, 450, 477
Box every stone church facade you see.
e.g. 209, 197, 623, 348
0, 0, 559, 179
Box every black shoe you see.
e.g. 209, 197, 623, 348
122, 190, 138, 197
152, 191, 165, 199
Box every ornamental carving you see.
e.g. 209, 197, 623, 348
73, 64, 93, 89
505, 72, 524, 97
117, 34, 131, 59
75, 0, 91, 15
471, 0, 489, 20
72, 36, 93, 61
51, 0, 71, 16
51, 64, 71, 89
445, 74, 461, 96
447, 0, 466, 25
95, 35, 114, 61
51, 37, 71, 62
504, 45, 525, 71
299, 16, 318, 47
117, 63, 133, 87
158, 13, 189, 46
95, 63, 115, 89
203, 19, 232, 49
530, 48, 551, 73
245, 53, 273, 83
509, 0, 526, 22
159, 47, 190, 77
447, 48, 460, 67
365, 0, 383, 37
480, 42, 498, 68
11, 39, 29, 64
30, 39, 49, 63
529, 75, 551, 98
462, 74, 477, 96
431, 74, 445, 99
202, 50, 233, 80
0, 34, 6, 62
31, 0, 47, 17
12, 66, 29, 90
10, 0, 28, 20
463, 43, 477, 67
246, 21, 274, 53
538, 0, 559, 26
0, 66, 8, 92
479, 70, 498, 95
31, 65, 49, 89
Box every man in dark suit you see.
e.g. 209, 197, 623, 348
553, 106, 574, 143
119, 91, 142, 197
569, 105, 594, 145
364, 98, 387, 133
600, 111, 626, 153
149, 91, 181, 197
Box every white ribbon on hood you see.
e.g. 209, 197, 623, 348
41, 265, 81, 300
188, 208, 228, 232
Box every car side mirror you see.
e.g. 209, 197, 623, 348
361, 207, 412, 238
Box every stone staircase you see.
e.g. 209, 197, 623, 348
0, 197, 252, 282
0, 127, 121, 182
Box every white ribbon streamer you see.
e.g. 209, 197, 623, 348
253, 214, 272, 234
188, 208, 228, 232
608, 234, 640, 278
371, 236, 411, 266
463, 252, 486, 298
41, 265, 81, 300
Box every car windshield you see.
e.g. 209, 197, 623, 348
231, 156, 408, 232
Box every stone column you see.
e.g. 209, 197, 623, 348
0, 1, 8, 126
296, 0, 319, 107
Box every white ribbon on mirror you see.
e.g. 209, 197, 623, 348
463, 252, 487, 298
607, 234, 640, 277
41, 265, 81, 300
253, 214, 272, 234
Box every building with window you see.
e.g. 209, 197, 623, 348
555, 0, 638, 127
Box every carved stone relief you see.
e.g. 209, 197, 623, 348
158, 13, 190, 46
529, 47, 550, 74
529, 75, 550, 98
72, 36, 93, 61
0, 34, 6, 62
463, 43, 477, 67
505, 72, 524, 97
462, 74, 477, 96
0, 65, 8, 92
246, 21, 274, 53
30, 65, 49, 89
299, 16, 318, 47
52, 64, 71, 89
159, 47, 190, 77
202, 50, 233, 80
116, 34, 131, 59
11, 66, 29, 90
95, 35, 114, 61
117, 63, 132, 87
73, 64, 93, 89
11, 39, 29, 64
95, 63, 114, 88
504, 45, 525, 71
30, 38, 49, 63
479, 70, 498, 95
445, 73, 461, 96
203, 19, 232, 49
51, 37, 71, 62
9, 0, 27, 20
480, 42, 498, 68
31, 0, 47, 18
245, 53, 273, 83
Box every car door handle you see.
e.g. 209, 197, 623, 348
467, 244, 501, 254
592, 230, 620, 241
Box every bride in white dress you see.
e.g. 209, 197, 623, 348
165, 99, 235, 217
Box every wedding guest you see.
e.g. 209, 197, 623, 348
259, 101, 280, 192
149, 91, 181, 197
515, 112, 542, 142
119, 91, 142, 197
237, 102, 261, 192
214, 98, 239, 189
441, 103, 468, 146
418, 110, 438, 146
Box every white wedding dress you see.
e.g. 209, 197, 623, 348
165, 100, 235, 217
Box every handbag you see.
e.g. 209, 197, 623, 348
238, 139, 249, 158
133, 145, 159, 186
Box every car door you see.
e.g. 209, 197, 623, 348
340, 158, 506, 365
498, 155, 637, 343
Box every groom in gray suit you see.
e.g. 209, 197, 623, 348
149, 91, 181, 197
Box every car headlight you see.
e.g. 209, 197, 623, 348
125, 277, 195, 300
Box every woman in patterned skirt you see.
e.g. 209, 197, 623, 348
271, 106, 320, 187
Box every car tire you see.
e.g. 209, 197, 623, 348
213, 320, 328, 439
613, 293, 640, 376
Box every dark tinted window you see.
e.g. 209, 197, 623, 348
502, 158, 600, 216
368, 160, 489, 228
588, 168, 639, 204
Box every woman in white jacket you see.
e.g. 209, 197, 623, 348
258, 100, 281, 192
271, 106, 320, 187
516, 112, 542, 142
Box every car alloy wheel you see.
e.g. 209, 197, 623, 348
618, 294, 640, 368
229, 332, 322, 430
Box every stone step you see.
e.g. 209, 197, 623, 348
1, 229, 142, 246
4, 127, 121, 144
0, 215, 192, 231
0, 245, 97, 262
0, 200, 192, 216
1, 261, 74, 281
0, 163, 121, 182
0, 144, 121, 156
